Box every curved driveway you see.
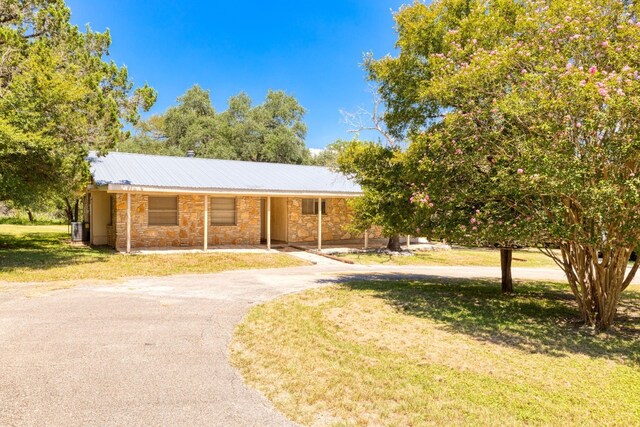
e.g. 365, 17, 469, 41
1, 258, 638, 426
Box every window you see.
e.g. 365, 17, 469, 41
148, 196, 178, 226
302, 199, 327, 215
211, 197, 236, 225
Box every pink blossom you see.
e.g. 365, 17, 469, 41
564, 16, 571, 22
599, 88, 609, 97
601, 41, 609, 48
428, 202, 434, 208
630, 172, 636, 177
470, 218, 477, 224
472, 226, 478, 231
589, 66, 597, 75
455, 148, 463, 155
622, 65, 632, 73
579, 80, 587, 87
576, 122, 582, 128
521, 68, 527, 74
517, 168, 524, 174
617, 88, 625, 96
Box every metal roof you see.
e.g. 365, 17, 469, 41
88, 151, 362, 195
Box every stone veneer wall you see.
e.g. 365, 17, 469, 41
287, 197, 361, 243
106, 195, 116, 247
111, 194, 261, 250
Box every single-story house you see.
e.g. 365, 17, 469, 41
85, 151, 378, 252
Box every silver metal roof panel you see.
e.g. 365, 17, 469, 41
88, 152, 362, 195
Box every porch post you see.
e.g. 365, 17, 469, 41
317, 197, 322, 250
364, 229, 369, 249
267, 196, 271, 250
407, 235, 411, 249
203, 195, 208, 251
126, 193, 131, 254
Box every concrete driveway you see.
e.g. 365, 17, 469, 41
1, 258, 638, 426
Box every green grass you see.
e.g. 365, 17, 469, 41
0, 224, 306, 283
0, 217, 66, 225
337, 247, 560, 267
231, 278, 640, 426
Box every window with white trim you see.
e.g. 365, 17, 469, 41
302, 199, 327, 215
211, 197, 236, 225
148, 196, 178, 226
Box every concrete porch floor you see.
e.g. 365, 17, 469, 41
117, 239, 450, 255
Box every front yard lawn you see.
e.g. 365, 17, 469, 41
337, 247, 559, 268
231, 278, 640, 426
0, 225, 306, 283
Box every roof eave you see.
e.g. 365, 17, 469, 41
105, 183, 362, 198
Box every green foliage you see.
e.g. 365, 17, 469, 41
0, 0, 156, 211
337, 140, 418, 238
308, 140, 350, 167
121, 85, 312, 164
368, 0, 640, 328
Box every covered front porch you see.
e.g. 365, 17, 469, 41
87, 189, 372, 253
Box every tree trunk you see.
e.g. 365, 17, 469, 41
64, 198, 74, 223
387, 235, 401, 251
556, 242, 639, 330
500, 248, 513, 293
73, 198, 79, 222
26, 209, 34, 223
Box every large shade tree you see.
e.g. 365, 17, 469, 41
121, 85, 311, 165
369, 0, 640, 329
0, 0, 156, 219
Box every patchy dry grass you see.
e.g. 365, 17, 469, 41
231, 278, 640, 426
0, 224, 306, 283
337, 247, 559, 268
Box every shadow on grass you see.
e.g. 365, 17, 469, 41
0, 231, 113, 272
327, 273, 640, 364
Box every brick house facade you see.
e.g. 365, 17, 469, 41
87, 152, 381, 252
95, 193, 364, 251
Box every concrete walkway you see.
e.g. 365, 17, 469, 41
0, 262, 638, 426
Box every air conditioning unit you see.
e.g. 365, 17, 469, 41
71, 222, 83, 242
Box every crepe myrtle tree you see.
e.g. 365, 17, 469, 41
406, 126, 543, 293
368, 0, 640, 329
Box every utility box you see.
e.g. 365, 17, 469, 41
71, 222, 83, 242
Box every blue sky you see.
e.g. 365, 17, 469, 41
66, 1, 409, 150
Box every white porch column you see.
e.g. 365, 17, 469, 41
267, 196, 271, 250
407, 235, 411, 249
126, 193, 131, 254
203, 195, 208, 251
317, 197, 322, 250
364, 229, 369, 249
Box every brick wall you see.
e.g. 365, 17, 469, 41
111, 194, 261, 250
107, 193, 379, 250
287, 197, 361, 243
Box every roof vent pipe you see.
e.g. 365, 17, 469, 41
186, 150, 195, 158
